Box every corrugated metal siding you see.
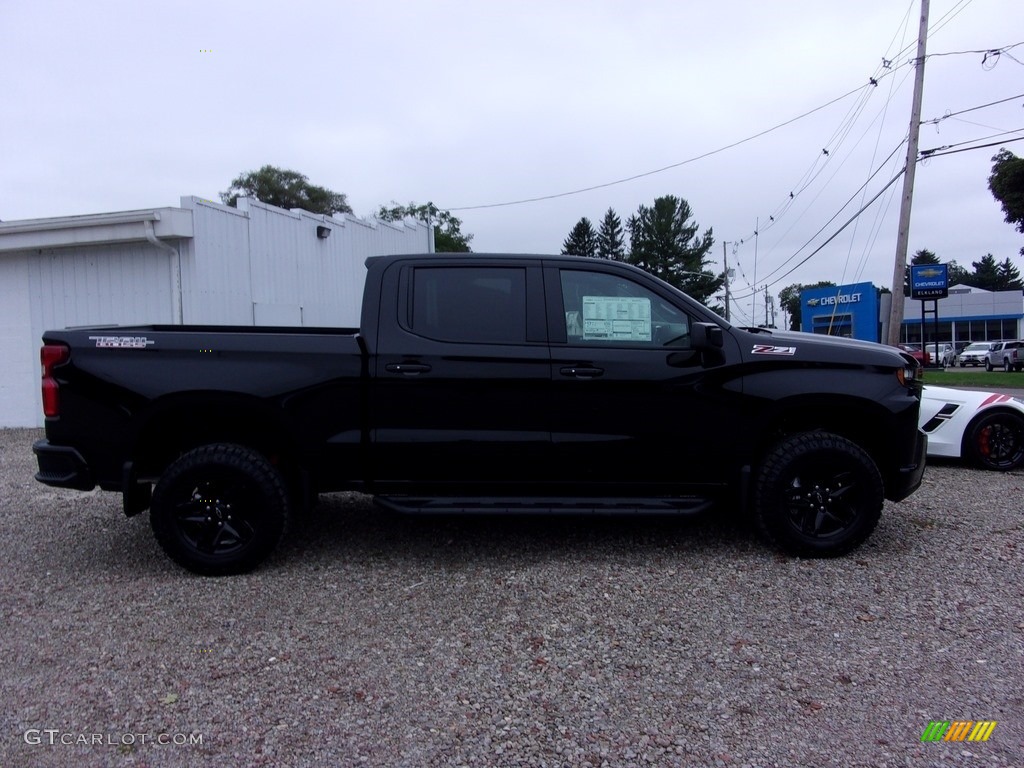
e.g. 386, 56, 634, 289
247, 202, 303, 308
2, 198, 431, 426
181, 200, 253, 324
16, 242, 176, 426
185, 197, 431, 329
27, 242, 175, 337
0, 255, 37, 427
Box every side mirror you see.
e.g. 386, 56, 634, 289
690, 322, 724, 350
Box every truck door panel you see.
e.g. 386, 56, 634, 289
370, 261, 551, 490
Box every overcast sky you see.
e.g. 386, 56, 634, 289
2, 0, 1021, 325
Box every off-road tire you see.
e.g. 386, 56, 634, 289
151, 444, 290, 575
754, 432, 884, 558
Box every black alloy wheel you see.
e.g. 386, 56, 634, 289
754, 432, 883, 558
151, 444, 290, 575
965, 412, 1024, 471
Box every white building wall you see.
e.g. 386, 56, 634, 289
0, 256, 36, 427
183, 196, 431, 328
902, 289, 1024, 339
26, 242, 176, 339
0, 197, 431, 427
179, 198, 253, 325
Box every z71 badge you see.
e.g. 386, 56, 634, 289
88, 336, 155, 349
752, 344, 796, 355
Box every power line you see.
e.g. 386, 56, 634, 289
920, 128, 1024, 157
924, 41, 1024, 60
442, 15, 997, 215
922, 92, 1024, 126
750, 139, 909, 288
732, 169, 907, 300
917, 134, 1024, 159
446, 84, 880, 211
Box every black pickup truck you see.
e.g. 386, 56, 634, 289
35, 253, 926, 574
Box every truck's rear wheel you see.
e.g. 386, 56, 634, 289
754, 432, 883, 558
150, 444, 289, 575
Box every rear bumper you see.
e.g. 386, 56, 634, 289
885, 429, 927, 502
33, 440, 95, 491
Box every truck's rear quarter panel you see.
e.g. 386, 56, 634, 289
41, 325, 365, 492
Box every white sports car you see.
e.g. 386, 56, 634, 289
920, 385, 1024, 471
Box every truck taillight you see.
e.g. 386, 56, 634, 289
41, 344, 70, 417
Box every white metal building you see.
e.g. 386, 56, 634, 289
0, 196, 433, 427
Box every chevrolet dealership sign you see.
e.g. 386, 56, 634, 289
911, 264, 949, 300
800, 282, 878, 342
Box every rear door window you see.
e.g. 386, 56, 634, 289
410, 266, 527, 344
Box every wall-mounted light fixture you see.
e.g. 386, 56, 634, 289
316, 225, 331, 239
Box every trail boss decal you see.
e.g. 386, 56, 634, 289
752, 344, 797, 356
88, 336, 155, 349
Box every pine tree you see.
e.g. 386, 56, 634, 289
972, 254, 1001, 291
997, 257, 1023, 290
561, 218, 598, 257
596, 208, 626, 261
626, 195, 721, 303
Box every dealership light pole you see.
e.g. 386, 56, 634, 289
886, 0, 930, 347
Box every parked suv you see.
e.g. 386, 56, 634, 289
959, 341, 993, 367
985, 340, 1024, 372
925, 343, 954, 367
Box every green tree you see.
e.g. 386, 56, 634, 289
778, 281, 836, 331
220, 165, 352, 214
997, 257, 1023, 290
626, 195, 721, 304
947, 260, 971, 287
562, 217, 598, 257
972, 254, 1002, 291
988, 149, 1024, 255
376, 201, 473, 252
596, 208, 626, 261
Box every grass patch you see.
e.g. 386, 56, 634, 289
923, 369, 1024, 388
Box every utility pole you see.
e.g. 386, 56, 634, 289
886, 0, 930, 347
722, 241, 731, 321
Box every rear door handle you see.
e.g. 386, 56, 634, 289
385, 362, 432, 375
559, 366, 604, 379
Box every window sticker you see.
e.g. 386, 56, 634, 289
752, 344, 796, 355
582, 296, 652, 341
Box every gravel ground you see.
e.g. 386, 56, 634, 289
1, 428, 1022, 768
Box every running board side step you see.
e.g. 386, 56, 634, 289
373, 496, 713, 516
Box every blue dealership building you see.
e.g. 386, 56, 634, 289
800, 282, 1024, 345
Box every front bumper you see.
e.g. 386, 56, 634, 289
886, 429, 927, 502
33, 440, 94, 491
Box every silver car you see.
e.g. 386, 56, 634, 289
958, 341, 993, 367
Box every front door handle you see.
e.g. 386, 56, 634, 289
385, 362, 432, 375
560, 366, 604, 379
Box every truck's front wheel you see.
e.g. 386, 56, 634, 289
754, 432, 883, 558
150, 444, 290, 575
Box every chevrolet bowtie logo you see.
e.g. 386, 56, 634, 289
916, 267, 943, 278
